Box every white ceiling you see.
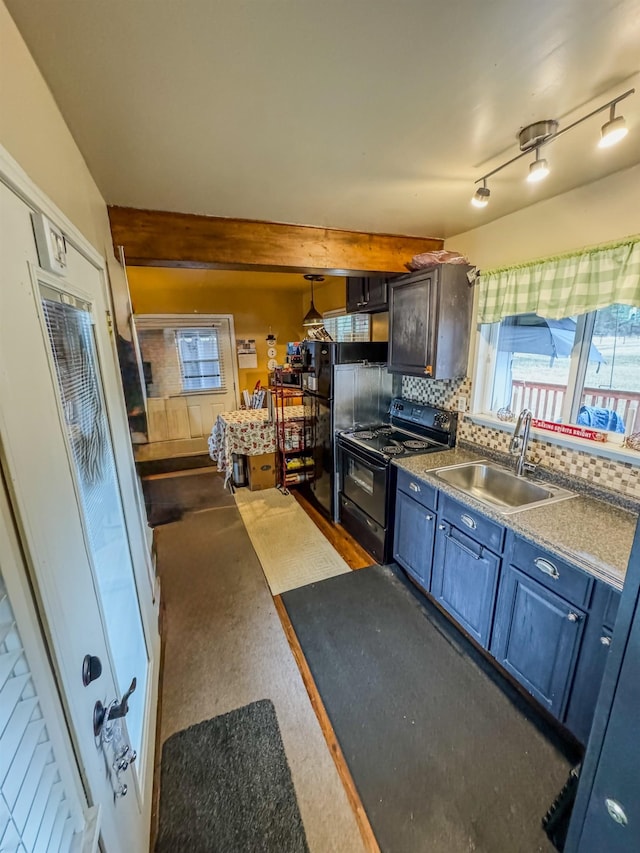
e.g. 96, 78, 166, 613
6, 0, 640, 239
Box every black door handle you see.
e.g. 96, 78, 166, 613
93, 677, 137, 737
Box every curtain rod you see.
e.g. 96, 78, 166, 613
481, 234, 640, 278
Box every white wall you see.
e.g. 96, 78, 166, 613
0, 0, 131, 330
446, 164, 640, 271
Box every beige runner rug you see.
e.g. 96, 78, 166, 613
234, 488, 351, 595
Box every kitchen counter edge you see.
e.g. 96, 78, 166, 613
393, 447, 638, 590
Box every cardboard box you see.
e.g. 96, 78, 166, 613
247, 452, 277, 491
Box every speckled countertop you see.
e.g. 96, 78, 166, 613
393, 447, 638, 590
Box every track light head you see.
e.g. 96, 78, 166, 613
599, 107, 628, 148
471, 183, 490, 208
526, 149, 550, 183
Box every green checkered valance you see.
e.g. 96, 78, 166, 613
477, 238, 640, 324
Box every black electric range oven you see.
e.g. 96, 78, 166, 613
337, 398, 458, 563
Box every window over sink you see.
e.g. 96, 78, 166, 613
476, 303, 640, 436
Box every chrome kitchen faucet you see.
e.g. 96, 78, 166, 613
509, 408, 535, 477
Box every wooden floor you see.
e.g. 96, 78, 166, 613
292, 489, 374, 570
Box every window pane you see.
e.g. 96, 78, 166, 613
574, 304, 640, 434
176, 329, 225, 391
323, 313, 371, 342
489, 313, 577, 422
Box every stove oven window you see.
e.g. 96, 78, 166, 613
348, 457, 374, 495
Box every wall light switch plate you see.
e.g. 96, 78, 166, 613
457, 395, 467, 413
31, 211, 67, 275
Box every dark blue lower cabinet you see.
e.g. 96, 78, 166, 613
565, 582, 620, 744
393, 490, 436, 589
431, 521, 500, 648
491, 564, 585, 717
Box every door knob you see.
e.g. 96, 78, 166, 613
567, 612, 581, 623
82, 654, 102, 686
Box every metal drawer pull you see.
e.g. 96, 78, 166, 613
534, 557, 560, 579
605, 798, 628, 826
425, 514, 433, 521
409, 482, 421, 493
600, 635, 612, 646
460, 514, 476, 530
567, 612, 581, 623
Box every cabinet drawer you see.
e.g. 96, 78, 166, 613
440, 493, 504, 554
396, 468, 437, 511
508, 533, 593, 608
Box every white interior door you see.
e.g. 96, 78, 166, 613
0, 179, 158, 852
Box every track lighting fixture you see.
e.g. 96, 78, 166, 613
526, 148, 550, 183
599, 103, 628, 148
302, 274, 324, 327
471, 88, 634, 209
471, 180, 490, 208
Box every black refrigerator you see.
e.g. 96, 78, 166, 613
301, 341, 389, 519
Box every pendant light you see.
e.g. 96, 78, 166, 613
302, 274, 324, 327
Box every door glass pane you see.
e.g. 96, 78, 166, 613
574, 304, 640, 434
490, 313, 577, 422
41, 293, 148, 754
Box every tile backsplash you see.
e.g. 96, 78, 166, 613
401, 376, 640, 502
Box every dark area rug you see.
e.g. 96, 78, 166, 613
142, 468, 234, 526
137, 453, 215, 476
156, 699, 309, 853
282, 564, 579, 853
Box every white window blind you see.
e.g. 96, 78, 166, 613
323, 311, 371, 342
175, 328, 226, 392
0, 571, 81, 853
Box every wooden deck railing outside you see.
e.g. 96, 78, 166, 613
510, 381, 640, 432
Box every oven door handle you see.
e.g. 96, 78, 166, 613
340, 442, 388, 472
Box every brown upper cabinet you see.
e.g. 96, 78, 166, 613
388, 265, 473, 379
346, 277, 389, 314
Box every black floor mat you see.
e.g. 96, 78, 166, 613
282, 564, 578, 853
156, 700, 309, 853
141, 468, 234, 526
137, 454, 214, 477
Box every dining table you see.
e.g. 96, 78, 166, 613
208, 405, 306, 484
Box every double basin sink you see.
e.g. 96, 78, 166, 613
433, 460, 576, 515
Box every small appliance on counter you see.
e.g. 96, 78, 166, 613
337, 398, 458, 563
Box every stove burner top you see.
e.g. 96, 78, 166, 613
355, 430, 375, 440
376, 426, 392, 436
383, 444, 404, 455
403, 439, 430, 450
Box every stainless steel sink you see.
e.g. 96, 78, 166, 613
433, 460, 575, 514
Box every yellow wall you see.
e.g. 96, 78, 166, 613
128, 267, 310, 392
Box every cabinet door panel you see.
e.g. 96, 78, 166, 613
346, 277, 365, 313
431, 522, 500, 648
365, 278, 388, 312
492, 565, 585, 716
393, 491, 436, 589
388, 275, 432, 374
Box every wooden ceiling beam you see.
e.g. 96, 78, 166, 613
107, 206, 443, 274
